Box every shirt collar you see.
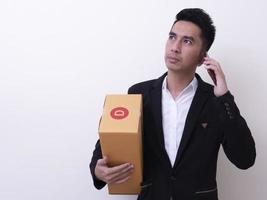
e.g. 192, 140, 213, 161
162, 75, 198, 93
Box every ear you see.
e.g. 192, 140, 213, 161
198, 51, 207, 66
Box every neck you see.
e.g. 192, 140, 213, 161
166, 70, 195, 99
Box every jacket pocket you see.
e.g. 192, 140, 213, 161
138, 180, 152, 200
141, 182, 152, 189
195, 186, 218, 200
195, 187, 217, 194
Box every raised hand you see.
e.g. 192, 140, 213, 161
203, 56, 229, 97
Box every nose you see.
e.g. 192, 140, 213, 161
171, 40, 182, 53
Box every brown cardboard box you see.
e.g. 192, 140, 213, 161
98, 94, 143, 194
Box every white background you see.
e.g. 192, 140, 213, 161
0, 0, 266, 199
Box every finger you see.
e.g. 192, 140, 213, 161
108, 163, 133, 174
203, 59, 219, 67
108, 171, 132, 184
107, 164, 134, 180
207, 69, 217, 85
204, 63, 225, 79
203, 58, 222, 71
97, 162, 132, 183
204, 64, 220, 86
107, 167, 134, 184
204, 64, 219, 74
203, 56, 216, 62
113, 176, 131, 184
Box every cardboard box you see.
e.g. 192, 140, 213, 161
98, 94, 143, 194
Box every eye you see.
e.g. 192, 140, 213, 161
184, 39, 192, 45
168, 35, 176, 40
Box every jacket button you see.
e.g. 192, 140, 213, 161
171, 176, 176, 181
224, 102, 230, 107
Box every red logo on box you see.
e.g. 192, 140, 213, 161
110, 107, 129, 120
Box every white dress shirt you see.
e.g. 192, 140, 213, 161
162, 76, 198, 166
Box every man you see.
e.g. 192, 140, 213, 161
90, 8, 256, 200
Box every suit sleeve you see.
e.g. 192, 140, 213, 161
128, 84, 139, 94
89, 140, 106, 189
218, 91, 256, 169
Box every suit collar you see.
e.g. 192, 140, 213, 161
152, 72, 167, 89
194, 73, 213, 93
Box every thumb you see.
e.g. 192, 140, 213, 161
98, 155, 108, 166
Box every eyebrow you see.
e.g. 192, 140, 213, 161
183, 36, 195, 41
169, 31, 176, 36
169, 31, 195, 41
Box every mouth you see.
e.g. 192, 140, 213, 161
167, 56, 181, 63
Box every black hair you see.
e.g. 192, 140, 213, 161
173, 8, 216, 51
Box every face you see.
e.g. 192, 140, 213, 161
164, 20, 205, 75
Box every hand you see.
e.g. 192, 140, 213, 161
203, 56, 229, 97
95, 156, 134, 184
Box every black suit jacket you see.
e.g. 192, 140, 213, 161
90, 73, 256, 200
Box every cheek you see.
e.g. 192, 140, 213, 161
164, 44, 171, 59
184, 49, 202, 62
165, 42, 170, 52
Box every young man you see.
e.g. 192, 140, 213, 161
90, 8, 256, 200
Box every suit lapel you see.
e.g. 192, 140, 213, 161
173, 74, 212, 168
149, 73, 172, 166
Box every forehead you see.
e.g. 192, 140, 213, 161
171, 20, 202, 39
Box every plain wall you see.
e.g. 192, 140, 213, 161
0, 0, 266, 199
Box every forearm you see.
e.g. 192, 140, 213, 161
219, 92, 256, 169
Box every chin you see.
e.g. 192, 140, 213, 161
166, 63, 182, 72
167, 68, 183, 74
